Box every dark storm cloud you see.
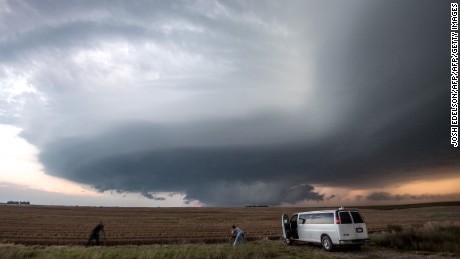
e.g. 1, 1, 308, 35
2, 0, 459, 206
38, 119, 328, 205
142, 192, 166, 201
367, 192, 460, 202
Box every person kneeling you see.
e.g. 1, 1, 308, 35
85, 222, 105, 247
231, 225, 246, 247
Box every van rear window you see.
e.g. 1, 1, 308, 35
339, 212, 352, 224
350, 211, 364, 223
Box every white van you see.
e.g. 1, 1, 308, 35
281, 208, 368, 251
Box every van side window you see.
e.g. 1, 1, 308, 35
311, 213, 334, 224
339, 211, 353, 224
299, 214, 312, 224
350, 211, 364, 223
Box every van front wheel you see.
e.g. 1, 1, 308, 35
321, 235, 333, 251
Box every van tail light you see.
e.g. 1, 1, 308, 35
335, 214, 340, 224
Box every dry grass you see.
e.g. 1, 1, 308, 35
0, 240, 336, 259
373, 222, 460, 254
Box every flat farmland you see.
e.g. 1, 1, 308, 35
1, 203, 460, 246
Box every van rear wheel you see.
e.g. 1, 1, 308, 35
321, 235, 333, 251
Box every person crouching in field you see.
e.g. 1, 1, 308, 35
85, 222, 105, 247
231, 225, 246, 247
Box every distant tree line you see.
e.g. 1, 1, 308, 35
6, 201, 30, 205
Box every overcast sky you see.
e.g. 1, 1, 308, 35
1, 0, 459, 207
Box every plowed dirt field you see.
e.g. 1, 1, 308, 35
1, 204, 459, 246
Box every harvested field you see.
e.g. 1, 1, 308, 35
1, 203, 459, 246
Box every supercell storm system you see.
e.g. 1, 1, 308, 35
1, 0, 459, 206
